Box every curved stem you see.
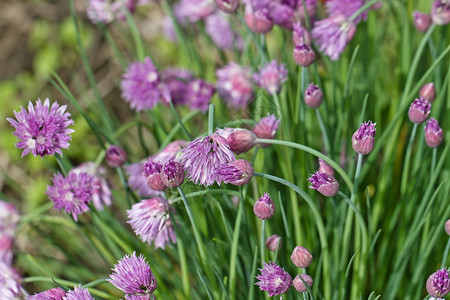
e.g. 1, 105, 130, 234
400, 123, 418, 195
255, 138, 353, 191
260, 220, 266, 267
229, 187, 245, 300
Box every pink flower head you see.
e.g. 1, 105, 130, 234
308, 171, 339, 197
268, 2, 295, 29
293, 43, 316, 67
425, 118, 444, 148
255, 261, 292, 297
205, 13, 243, 50
253, 114, 281, 147
29, 287, 66, 300
143, 159, 166, 191
293, 22, 312, 45
427, 268, 450, 298
312, 15, 356, 61
253, 60, 288, 94
63, 285, 94, 300
46, 171, 94, 221
71, 162, 113, 210
216, 62, 254, 108
215, 159, 254, 186
7, 98, 74, 158
153, 140, 188, 164
160, 160, 185, 188
108, 252, 157, 295
179, 134, 236, 186
413, 11, 432, 32
352, 121, 376, 155
121, 58, 170, 111
244, 4, 273, 34
304, 83, 323, 108
253, 193, 275, 220
127, 198, 176, 249
408, 97, 431, 124
216, 128, 257, 154
178, 0, 215, 22
0, 262, 23, 299
326, 0, 368, 24
293, 274, 313, 293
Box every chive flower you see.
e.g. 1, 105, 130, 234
252, 114, 281, 147
179, 134, 236, 186
160, 160, 185, 189
28, 287, 66, 300
426, 268, 450, 298
216, 62, 254, 108
7, 98, 74, 158
125, 162, 164, 198
127, 198, 176, 249
253, 193, 275, 220
291, 246, 313, 268
46, 171, 94, 221
64, 285, 95, 300
293, 43, 316, 67
161, 68, 193, 106
255, 261, 292, 297
215, 159, 254, 186
185, 79, 215, 112
352, 121, 376, 155
216, 0, 240, 13
308, 171, 339, 197
0, 262, 23, 299
425, 118, 444, 148
108, 252, 157, 296
431, 0, 450, 25
293, 22, 312, 45
244, 4, 273, 34
326, 0, 368, 24
143, 159, 166, 191
293, 274, 313, 293
253, 60, 288, 94
205, 13, 243, 50
413, 11, 432, 32
408, 97, 431, 124
304, 83, 323, 108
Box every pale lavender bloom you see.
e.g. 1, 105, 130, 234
425, 118, 444, 148
124, 295, 152, 300
215, 159, 254, 186
121, 58, 170, 111
46, 172, 94, 221
0, 262, 23, 299
244, 4, 273, 34
312, 15, 356, 60
308, 171, 339, 197
178, 0, 215, 22
161, 68, 194, 105
268, 2, 295, 29
28, 287, 66, 300
87, 0, 115, 24
326, 0, 368, 24
7, 98, 74, 158
71, 162, 113, 210
253, 60, 288, 94
179, 134, 236, 186
427, 268, 450, 298
63, 285, 94, 300
216, 63, 254, 108
108, 252, 157, 295
125, 163, 164, 198
0, 200, 19, 235
153, 140, 188, 164
0, 235, 13, 265
127, 198, 176, 249
431, 0, 450, 25
253, 114, 281, 147
185, 79, 215, 112
205, 13, 243, 50
255, 261, 292, 297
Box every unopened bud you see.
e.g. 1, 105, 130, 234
161, 160, 184, 188
105, 145, 127, 168
425, 118, 444, 148
408, 97, 431, 124
304, 83, 323, 108
294, 43, 316, 67
253, 193, 275, 220
245, 6, 273, 34
293, 274, 313, 292
265, 234, 282, 252
419, 82, 436, 102
143, 159, 166, 191
291, 246, 313, 268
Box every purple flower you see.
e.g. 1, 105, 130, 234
413, 11, 432, 32
255, 261, 292, 297
178, 0, 215, 22
124, 295, 152, 300
205, 13, 243, 50
185, 79, 215, 112
352, 121, 376, 155
297, 0, 318, 21
215, 159, 254, 186
125, 163, 164, 198
71, 162, 113, 210
160, 160, 185, 188
143, 159, 166, 191
7, 98, 74, 158
431, 0, 450, 25
253, 60, 288, 94
427, 268, 450, 298
108, 252, 157, 295
293, 43, 316, 67
253, 193, 275, 220
312, 15, 356, 61
161, 68, 193, 105
0, 262, 23, 299
326, 0, 368, 24
244, 4, 273, 34
29, 287, 66, 300
216, 63, 254, 108
304, 83, 323, 108
46, 171, 94, 221
121, 58, 169, 111
252, 114, 281, 147
408, 97, 431, 124
105, 145, 128, 168
63, 285, 95, 300
179, 134, 236, 186
87, 0, 115, 24
0, 235, 13, 266
268, 2, 295, 29
308, 171, 339, 197
293, 22, 312, 45
425, 118, 444, 148
127, 198, 176, 249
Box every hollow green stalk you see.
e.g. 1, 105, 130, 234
208, 104, 215, 135
315, 108, 331, 155
170, 100, 192, 140
400, 123, 418, 195
260, 220, 266, 267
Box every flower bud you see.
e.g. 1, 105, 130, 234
105, 145, 128, 168
431, 0, 450, 25
308, 171, 339, 197
217, 128, 257, 154
425, 118, 444, 148
253, 114, 281, 147
160, 160, 184, 188
143, 159, 166, 191
318, 158, 334, 176
408, 97, 431, 124
245, 6, 273, 34
265, 234, 282, 252
216, 0, 239, 13
426, 268, 450, 298
419, 82, 436, 102
291, 246, 313, 268
28, 288, 66, 300
445, 220, 450, 236
293, 274, 313, 292
253, 60, 288, 95
253, 193, 275, 220
413, 11, 432, 32
304, 83, 323, 108
293, 43, 316, 67
216, 159, 254, 186
293, 22, 312, 46
352, 121, 376, 155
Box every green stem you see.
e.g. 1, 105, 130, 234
349, 0, 381, 22
170, 100, 192, 140
272, 92, 283, 119
400, 123, 418, 195
441, 237, 450, 268
255, 138, 353, 191
55, 154, 69, 176
229, 187, 245, 300
315, 108, 331, 155
431, 147, 437, 175
236, 12, 268, 62
208, 104, 215, 135
260, 220, 266, 267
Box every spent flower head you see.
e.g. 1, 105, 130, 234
7, 98, 74, 158
108, 252, 157, 296
127, 198, 176, 249
352, 121, 376, 155
255, 261, 292, 297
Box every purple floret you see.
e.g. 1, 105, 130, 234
255, 261, 292, 297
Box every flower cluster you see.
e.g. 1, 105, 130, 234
256, 261, 292, 297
